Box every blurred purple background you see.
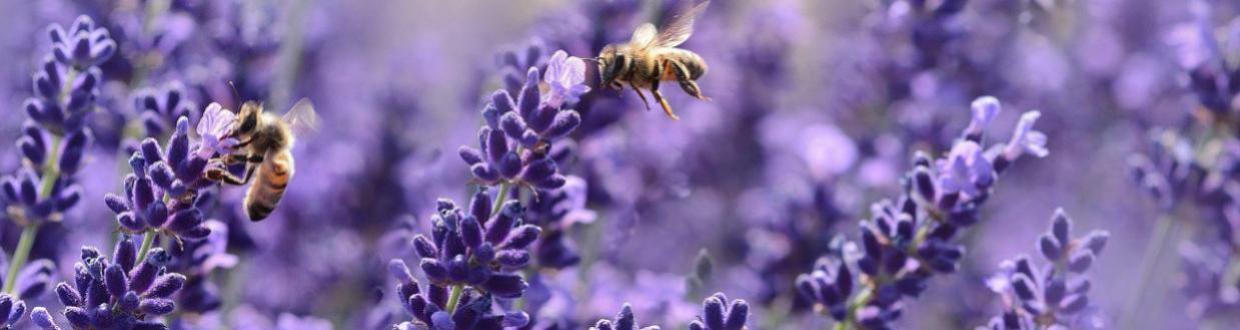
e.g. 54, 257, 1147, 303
1, 0, 1238, 329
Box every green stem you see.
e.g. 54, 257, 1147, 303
1118, 213, 1178, 329
445, 284, 464, 313
3, 224, 40, 293
2, 132, 63, 294
491, 182, 512, 216
135, 230, 157, 264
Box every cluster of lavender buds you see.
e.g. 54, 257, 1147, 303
104, 111, 231, 243
589, 304, 660, 330
386, 191, 539, 329
459, 50, 586, 192
589, 292, 749, 330
977, 209, 1109, 329
166, 220, 234, 314
129, 82, 197, 140
688, 293, 750, 330
796, 96, 1047, 329
34, 236, 185, 330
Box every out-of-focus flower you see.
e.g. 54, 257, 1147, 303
688, 292, 749, 330
49, 16, 117, 70
132, 82, 198, 139
797, 96, 1048, 329
589, 304, 660, 330
977, 209, 1110, 329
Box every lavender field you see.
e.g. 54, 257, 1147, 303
0, 0, 1236, 329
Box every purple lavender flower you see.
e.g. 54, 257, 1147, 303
688, 293, 749, 330
104, 117, 216, 242
0, 16, 114, 316
36, 237, 186, 329
131, 82, 198, 139
49, 16, 117, 70
796, 96, 1047, 329
977, 209, 1110, 329
589, 304, 660, 330
459, 51, 584, 192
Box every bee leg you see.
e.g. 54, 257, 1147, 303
650, 80, 678, 120
206, 161, 260, 185
206, 167, 248, 185
629, 82, 653, 111
671, 62, 708, 100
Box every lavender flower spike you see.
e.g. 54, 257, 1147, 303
590, 304, 661, 330
40, 238, 186, 329
978, 209, 1110, 329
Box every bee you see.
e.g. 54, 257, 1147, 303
206, 99, 317, 221
597, 0, 711, 120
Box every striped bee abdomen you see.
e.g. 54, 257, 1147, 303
245, 149, 295, 221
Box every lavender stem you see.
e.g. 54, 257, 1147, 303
135, 230, 157, 265
1119, 212, 1179, 329
445, 284, 464, 313
2, 224, 39, 294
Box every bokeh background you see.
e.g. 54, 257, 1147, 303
1, 0, 1238, 329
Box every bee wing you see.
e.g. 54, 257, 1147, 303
281, 98, 319, 136
630, 23, 658, 49
654, 0, 710, 48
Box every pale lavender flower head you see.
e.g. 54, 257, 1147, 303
1003, 111, 1049, 161
543, 50, 590, 108
196, 103, 239, 158
936, 141, 994, 198
964, 96, 1001, 139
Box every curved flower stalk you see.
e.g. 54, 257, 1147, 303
795, 96, 1047, 329
0, 15, 115, 311
33, 237, 186, 330
977, 209, 1110, 329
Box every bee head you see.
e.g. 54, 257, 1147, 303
598, 45, 625, 87
234, 102, 264, 137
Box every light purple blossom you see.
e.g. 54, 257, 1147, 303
965, 96, 1001, 137
936, 141, 993, 197
543, 50, 590, 108
1003, 111, 1049, 160
196, 102, 239, 158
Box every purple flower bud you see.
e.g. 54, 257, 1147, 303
144, 274, 185, 298
104, 264, 128, 299
139, 298, 175, 315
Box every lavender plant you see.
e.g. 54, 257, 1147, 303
976, 209, 1110, 330
0, 15, 116, 327
34, 237, 185, 330
796, 96, 1047, 329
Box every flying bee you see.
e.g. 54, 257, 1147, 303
596, 0, 710, 120
206, 99, 317, 221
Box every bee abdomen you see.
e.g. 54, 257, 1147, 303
244, 150, 294, 221
660, 50, 707, 81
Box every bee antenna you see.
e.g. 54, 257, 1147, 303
581, 57, 601, 63
227, 81, 241, 104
